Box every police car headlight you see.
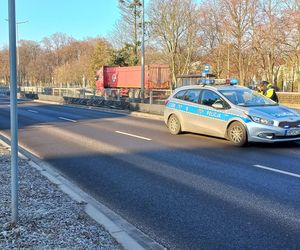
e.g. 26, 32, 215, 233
248, 115, 274, 126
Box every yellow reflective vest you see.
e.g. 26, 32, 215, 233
264, 84, 278, 102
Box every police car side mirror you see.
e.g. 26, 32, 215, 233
212, 103, 224, 109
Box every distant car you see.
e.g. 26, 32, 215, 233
164, 83, 300, 146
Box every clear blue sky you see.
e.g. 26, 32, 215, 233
0, 0, 126, 48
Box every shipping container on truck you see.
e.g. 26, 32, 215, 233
95, 65, 171, 97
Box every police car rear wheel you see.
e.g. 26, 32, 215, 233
168, 114, 181, 135
228, 122, 247, 146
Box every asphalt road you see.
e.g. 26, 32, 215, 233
1, 96, 300, 249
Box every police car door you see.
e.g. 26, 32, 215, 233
181, 89, 202, 132
198, 89, 228, 137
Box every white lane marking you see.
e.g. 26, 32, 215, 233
58, 117, 77, 123
115, 131, 152, 141
253, 164, 300, 179
27, 109, 38, 113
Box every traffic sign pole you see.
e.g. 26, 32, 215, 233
8, 0, 19, 223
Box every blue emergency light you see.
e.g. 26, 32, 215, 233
229, 78, 239, 85
199, 78, 215, 85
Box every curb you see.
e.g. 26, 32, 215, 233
0, 133, 165, 250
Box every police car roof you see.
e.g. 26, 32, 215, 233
216, 85, 249, 91
175, 84, 248, 92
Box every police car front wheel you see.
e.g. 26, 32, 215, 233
168, 114, 182, 135
227, 121, 247, 147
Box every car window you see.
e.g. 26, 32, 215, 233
219, 89, 277, 107
174, 90, 187, 100
221, 91, 239, 104
183, 89, 201, 103
200, 90, 226, 107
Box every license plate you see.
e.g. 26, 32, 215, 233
286, 129, 300, 136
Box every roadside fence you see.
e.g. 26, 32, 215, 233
20, 86, 172, 105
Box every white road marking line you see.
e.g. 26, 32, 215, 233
253, 164, 300, 179
27, 109, 38, 113
115, 131, 152, 141
58, 117, 77, 123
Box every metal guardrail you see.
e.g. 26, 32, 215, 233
0, 86, 9, 90
0, 87, 10, 96
148, 89, 172, 104
20, 86, 172, 104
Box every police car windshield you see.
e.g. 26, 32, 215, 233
219, 89, 277, 107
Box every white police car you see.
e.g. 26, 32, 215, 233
164, 83, 300, 146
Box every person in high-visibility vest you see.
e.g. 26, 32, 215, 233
260, 81, 279, 103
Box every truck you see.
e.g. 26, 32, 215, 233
95, 64, 171, 98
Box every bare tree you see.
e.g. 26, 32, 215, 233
51, 38, 103, 88
251, 0, 289, 86
148, 0, 199, 87
18, 40, 41, 85
281, 0, 300, 91
0, 48, 10, 85
42, 32, 75, 68
221, 0, 258, 85
198, 0, 229, 78
2, 0, 299, 92
195, 0, 299, 91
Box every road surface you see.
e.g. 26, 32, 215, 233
0, 96, 300, 249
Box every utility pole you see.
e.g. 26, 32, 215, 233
140, 0, 145, 102
8, 0, 19, 223
16, 20, 28, 85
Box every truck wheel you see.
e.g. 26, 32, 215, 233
168, 114, 181, 135
227, 121, 247, 147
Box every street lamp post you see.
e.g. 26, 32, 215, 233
5, 19, 28, 85
7, 0, 19, 224
16, 20, 28, 85
140, 0, 145, 102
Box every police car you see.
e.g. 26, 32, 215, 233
164, 81, 300, 146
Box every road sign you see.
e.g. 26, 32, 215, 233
203, 64, 210, 73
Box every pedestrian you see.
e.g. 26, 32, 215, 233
260, 81, 279, 103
